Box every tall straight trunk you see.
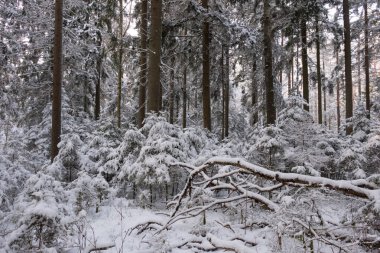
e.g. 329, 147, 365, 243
221, 46, 225, 138
137, 0, 148, 127
95, 51, 101, 120
336, 50, 341, 131
279, 33, 283, 85
182, 57, 187, 129
323, 60, 327, 126
300, 17, 309, 111
202, 0, 211, 130
343, 0, 353, 134
169, 56, 175, 124
364, 0, 370, 118
263, 0, 276, 125
288, 45, 293, 96
252, 58, 258, 126
316, 17, 322, 124
83, 78, 88, 113
147, 0, 163, 113
94, 26, 102, 120
117, 0, 123, 128
357, 45, 361, 99
224, 45, 230, 137
51, 0, 63, 162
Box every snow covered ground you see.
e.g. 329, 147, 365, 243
77, 198, 274, 253
73, 195, 373, 253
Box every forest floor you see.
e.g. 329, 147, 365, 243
76, 197, 368, 253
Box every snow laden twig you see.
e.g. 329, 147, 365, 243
177, 157, 379, 203
84, 243, 116, 253
127, 220, 164, 235
292, 218, 349, 253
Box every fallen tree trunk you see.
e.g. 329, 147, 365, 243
175, 157, 379, 204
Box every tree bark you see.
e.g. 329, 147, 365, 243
94, 27, 102, 120
336, 50, 341, 131
224, 45, 230, 138
147, 0, 163, 113
316, 17, 322, 124
263, 0, 276, 125
51, 0, 63, 162
202, 0, 211, 131
95, 50, 101, 120
137, 0, 148, 127
364, 0, 370, 118
169, 56, 175, 124
252, 57, 258, 126
357, 44, 361, 99
301, 17, 309, 111
221, 46, 225, 138
182, 57, 187, 129
288, 45, 293, 96
343, 0, 353, 134
117, 0, 123, 128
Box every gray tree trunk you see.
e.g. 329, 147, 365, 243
138, 0, 148, 127
51, 0, 63, 162
147, 0, 163, 113
263, 0, 276, 125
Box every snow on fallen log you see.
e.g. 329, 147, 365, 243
179, 157, 380, 209
84, 242, 115, 253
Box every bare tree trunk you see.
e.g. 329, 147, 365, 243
182, 57, 187, 129
224, 45, 230, 137
51, 0, 63, 162
137, 0, 148, 127
117, 0, 123, 128
263, 0, 276, 125
336, 50, 341, 131
169, 56, 175, 124
316, 16, 322, 124
343, 0, 353, 134
221, 46, 225, 138
323, 60, 327, 126
288, 45, 293, 96
252, 58, 258, 126
83, 77, 88, 114
296, 42, 299, 94
279, 32, 283, 85
95, 50, 101, 120
301, 17, 309, 111
147, 0, 163, 113
202, 0, 211, 131
364, 0, 370, 118
357, 44, 361, 99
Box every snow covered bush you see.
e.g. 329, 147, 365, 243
127, 115, 189, 203
7, 173, 70, 251
70, 172, 110, 215
349, 102, 371, 142
0, 155, 30, 214
336, 138, 367, 179
48, 133, 84, 182
247, 125, 287, 170
365, 128, 380, 175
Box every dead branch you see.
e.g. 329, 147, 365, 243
175, 157, 379, 201
85, 243, 115, 253
207, 233, 256, 253
127, 220, 163, 235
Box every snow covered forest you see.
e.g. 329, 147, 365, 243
1, 0, 380, 252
